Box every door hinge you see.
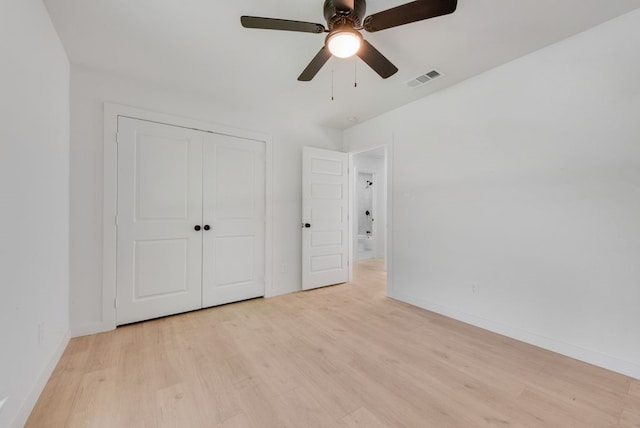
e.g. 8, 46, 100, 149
114, 298, 118, 309
114, 215, 119, 225
115, 132, 120, 143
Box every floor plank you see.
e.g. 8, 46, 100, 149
26, 258, 639, 427
619, 408, 640, 428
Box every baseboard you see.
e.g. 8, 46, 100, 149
12, 329, 71, 428
390, 290, 640, 380
71, 321, 114, 338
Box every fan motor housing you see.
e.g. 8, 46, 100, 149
323, 0, 366, 29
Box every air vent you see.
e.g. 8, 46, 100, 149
406, 69, 442, 88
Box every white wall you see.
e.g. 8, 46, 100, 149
69, 65, 342, 335
344, 9, 640, 378
0, 0, 70, 426
353, 153, 386, 260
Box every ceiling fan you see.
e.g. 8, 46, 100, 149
241, 0, 457, 82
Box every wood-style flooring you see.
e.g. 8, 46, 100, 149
27, 259, 640, 427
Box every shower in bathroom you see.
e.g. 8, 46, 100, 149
357, 172, 376, 260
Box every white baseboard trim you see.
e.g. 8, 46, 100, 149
390, 291, 640, 380
71, 321, 114, 338
12, 329, 71, 428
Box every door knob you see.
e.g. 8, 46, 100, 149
194, 225, 201, 231
304, 223, 311, 228
204, 225, 211, 231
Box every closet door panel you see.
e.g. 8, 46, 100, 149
116, 117, 204, 325
202, 135, 266, 308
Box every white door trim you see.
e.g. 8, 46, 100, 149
348, 141, 393, 296
102, 103, 273, 332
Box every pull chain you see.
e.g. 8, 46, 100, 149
354, 58, 358, 88
331, 69, 335, 101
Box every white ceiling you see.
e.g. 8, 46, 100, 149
44, 0, 640, 129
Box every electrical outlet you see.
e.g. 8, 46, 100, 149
280, 263, 288, 274
471, 283, 480, 297
0, 396, 8, 415
38, 322, 45, 346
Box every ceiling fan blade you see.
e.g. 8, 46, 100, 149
363, 0, 457, 32
241, 16, 326, 34
356, 40, 398, 79
298, 47, 332, 81
334, 0, 355, 12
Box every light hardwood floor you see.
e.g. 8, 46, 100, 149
28, 259, 640, 427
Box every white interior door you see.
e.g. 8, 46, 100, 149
116, 117, 204, 325
202, 134, 265, 307
302, 147, 349, 290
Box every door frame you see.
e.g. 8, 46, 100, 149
102, 103, 273, 332
348, 143, 393, 296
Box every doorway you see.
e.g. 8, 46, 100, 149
350, 146, 389, 288
356, 171, 377, 260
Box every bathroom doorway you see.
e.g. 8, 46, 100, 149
351, 146, 387, 272
356, 171, 377, 260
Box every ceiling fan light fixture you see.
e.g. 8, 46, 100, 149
327, 29, 362, 58
242, 0, 458, 81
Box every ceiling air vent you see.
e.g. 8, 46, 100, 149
406, 69, 442, 88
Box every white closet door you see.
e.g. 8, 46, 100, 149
202, 134, 266, 307
116, 117, 204, 325
302, 147, 349, 290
